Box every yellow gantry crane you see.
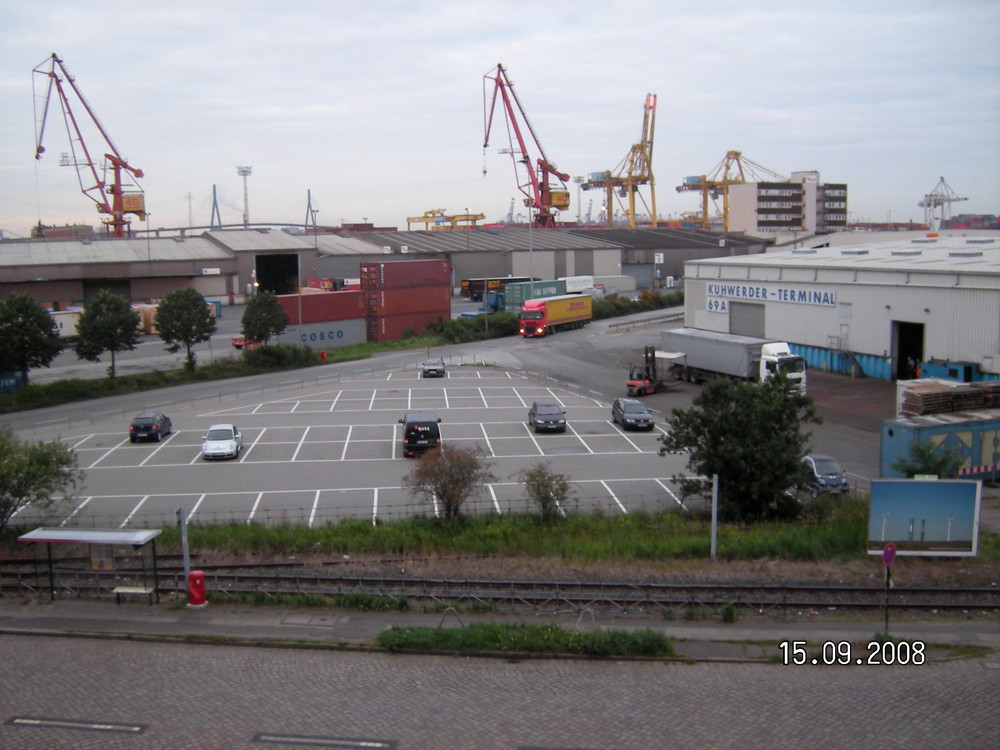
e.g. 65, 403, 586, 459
676, 150, 788, 231
406, 209, 485, 231
581, 94, 657, 229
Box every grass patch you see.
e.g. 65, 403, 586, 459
375, 622, 675, 657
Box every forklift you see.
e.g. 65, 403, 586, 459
626, 346, 682, 396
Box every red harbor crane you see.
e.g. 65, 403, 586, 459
33, 53, 145, 238
483, 63, 570, 229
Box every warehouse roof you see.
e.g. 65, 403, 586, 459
0, 235, 232, 267
691, 231, 1000, 274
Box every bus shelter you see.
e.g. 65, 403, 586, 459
17, 527, 162, 604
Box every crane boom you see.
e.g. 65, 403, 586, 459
33, 53, 145, 238
483, 63, 569, 229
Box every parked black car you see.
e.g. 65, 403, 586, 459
802, 454, 849, 495
528, 401, 567, 433
399, 412, 442, 457
611, 398, 655, 430
129, 412, 172, 443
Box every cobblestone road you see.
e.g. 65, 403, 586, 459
1, 635, 997, 749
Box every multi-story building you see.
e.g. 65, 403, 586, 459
727, 171, 847, 235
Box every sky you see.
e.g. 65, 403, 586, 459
1, 0, 998, 239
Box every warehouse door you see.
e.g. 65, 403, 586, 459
893, 321, 924, 379
729, 302, 765, 338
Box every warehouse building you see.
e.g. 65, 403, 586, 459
681, 231, 1000, 381
0, 226, 766, 307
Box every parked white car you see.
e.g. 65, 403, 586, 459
201, 424, 243, 460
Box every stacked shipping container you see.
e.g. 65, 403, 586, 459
360, 259, 452, 343
275, 290, 366, 347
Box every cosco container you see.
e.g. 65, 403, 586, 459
275, 317, 366, 348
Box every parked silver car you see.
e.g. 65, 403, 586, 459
201, 424, 243, 460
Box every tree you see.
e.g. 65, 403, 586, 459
0, 426, 81, 533
658, 376, 821, 521
402, 445, 496, 520
518, 462, 574, 523
891, 440, 963, 479
73, 290, 141, 378
0, 293, 64, 385
154, 287, 216, 372
241, 291, 288, 345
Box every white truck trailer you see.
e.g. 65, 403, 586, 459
660, 327, 807, 393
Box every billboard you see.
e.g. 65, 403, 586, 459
867, 479, 982, 557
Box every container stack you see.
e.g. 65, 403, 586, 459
360, 259, 452, 342
275, 290, 366, 348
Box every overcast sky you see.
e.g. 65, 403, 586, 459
1, 0, 997, 239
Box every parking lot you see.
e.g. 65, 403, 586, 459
14, 366, 695, 529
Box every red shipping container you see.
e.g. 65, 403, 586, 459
367, 309, 451, 343
277, 290, 364, 325
364, 286, 451, 317
360, 259, 451, 289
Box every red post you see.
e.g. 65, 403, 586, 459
187, 570, 207, 608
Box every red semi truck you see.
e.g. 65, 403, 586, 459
518, 294, 593, 337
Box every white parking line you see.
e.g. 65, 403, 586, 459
139, 434, 174, 466
610, 422, 644, 451
248, 491, 264, 523
70, 434, 94, 449
600, 480, 628, 513
372, 487, 379, 525
308, 490, 321, 527
241, 427, 267, 462
59, 497, 90, 526
120, 495, 149, 528
654, 478, 685, 509
87, 440, 127, 469
479, 423, 495, 456
487, 484, 501, 513
187, 493, 206, 521
340, 425, 353, 461
567, 423, 594, 453
328, 391, 341, 412
368, 390, 377, 410
292, 426, 310, 462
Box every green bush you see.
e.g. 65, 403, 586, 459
243, 344, 320, 369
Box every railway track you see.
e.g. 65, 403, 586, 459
4, 565, 998, 614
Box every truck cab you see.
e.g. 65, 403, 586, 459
760, 342, 807, 392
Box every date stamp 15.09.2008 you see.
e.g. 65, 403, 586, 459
779, 640, 926, 666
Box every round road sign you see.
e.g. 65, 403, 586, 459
882, 543, 897, 566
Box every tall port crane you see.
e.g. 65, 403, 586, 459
918, 177, 968, 231
582, 93, 658, 229
483, 63, 570, 229
676, 150, 787, 231
33, 53, 145, 238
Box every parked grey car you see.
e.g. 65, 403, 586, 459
528, 401, 567, 433
611, 398, 655, 430
802, 454, 849, 495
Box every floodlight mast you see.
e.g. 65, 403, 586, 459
483, 63, 570, 229
32, 53, 145, 238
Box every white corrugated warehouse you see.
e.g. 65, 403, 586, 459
681, 231, 1000, 380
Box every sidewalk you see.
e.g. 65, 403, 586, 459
1, 594, 996, 663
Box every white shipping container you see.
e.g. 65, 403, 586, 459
275, 317, 366, 348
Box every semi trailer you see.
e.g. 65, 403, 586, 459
660, 327, 807, 392
518, 294, 593, 337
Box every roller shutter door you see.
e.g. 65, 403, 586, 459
729, 301, 765, 337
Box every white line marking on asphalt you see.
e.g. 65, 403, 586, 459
241, 427, 266, 461
488, 484, 501, 513
479, 423, 495, 456
308, 490, 321, 527
188, 494, 206, 521
372, 488, 378, 525
340, 425, 353, 461
248, 492, 264, 523
328, 391, 341, 412
600, 480, 628, 513
120, 496, 148, 528
654, 478, 686, 509
292, 426, 310, 462
59, 497, 90, 526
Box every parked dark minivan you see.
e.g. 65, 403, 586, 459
398, 412, 441, 457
